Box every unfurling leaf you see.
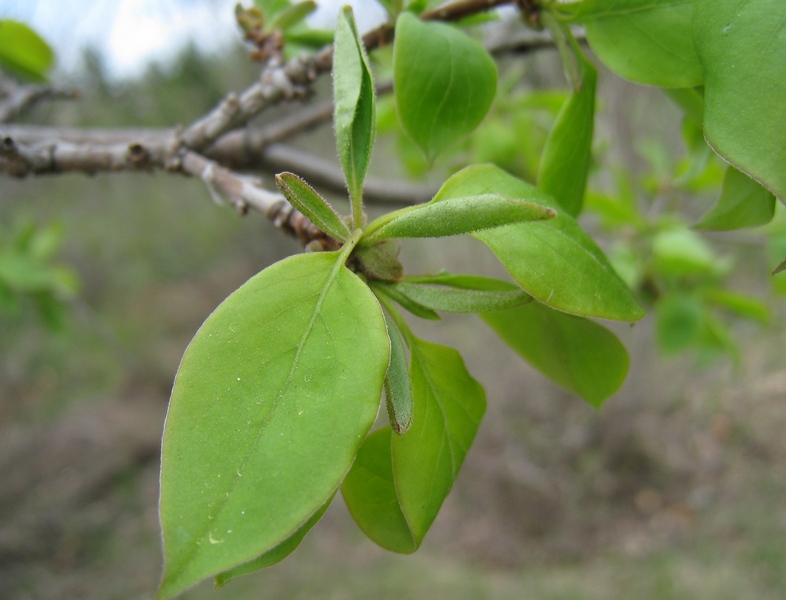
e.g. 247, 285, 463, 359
394, 12, 497, 161
383, 314, 413, 434
537, 39, 597, 217
333, 6, 375, 219
361, 194, 555, 245
275, 172, 349, 241
158, 251, 389, 599
352, 241, 404, 281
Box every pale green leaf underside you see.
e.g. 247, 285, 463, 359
695, 165, 776, 231
394, 12, 497, 160
482, 302, 629, 407
693, 0, 786, 203
371, 281, 441, 321
333, 6, 375, 206
342, 427, 418, 553
433, 164, 644, 321
577, 0, 702, 88
362, 194, 555, 245
537, 46, 597, 217
392, 336, 486, 540
159, 252, 389, 599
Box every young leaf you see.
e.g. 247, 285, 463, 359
341, 427, 418, 553
361, 194, 555, 245
275, 172, 350, 241
371, 281, 441, 321
693, 0, 786, 202
392, 334, 486, 541
482, 301, 629, 408
576, 0, 702, 88
353, 241, 404, 282
158, 251, 390, 599
695, 166, 776, 231
215, 496, 332, 587
433, 164, 644, 321
386, 280, 532, 313
384, 314, 413, 434
537, 39, 597, 217
393, 12, 497, 161
333, 6, 375, 221
268, 0, 317, 32
0, 20, 54, 81
404, 272, 520, 292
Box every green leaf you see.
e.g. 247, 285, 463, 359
663, 86, 704, 127
0, 20, 54, 81
268, 0, 317, 32
702, 289, 769, 323
384, 314, 413, 434
275, 172, 350, 241
393, 12, 497, 161
652, 227, 716, 277
482, 302, 629, 408
392, 334, 486, 541
215, 497, 331, 587
693, 0, 786, 203
695, 166, 776, 231
655, 292, 703, 354
158, 251, 389, 599
371, 281, 441, 321
341, 427, 417, 553
537, 41, 596, 217
386, 281, 532, 314
333, 6, 375, 220
576, 0, 702, 87
352, 241, 404, 282
434, 164, 644, 321
403, 272, 520, 291
362, 194, 555, 245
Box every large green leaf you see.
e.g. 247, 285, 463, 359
695, 165, 776, 231
576, 0, 702, 87
333, 6, 375, 217
361, 194, 555, 245
434, 164, 644, 321
341, 427, 418, 553
393, 12, 497, 161
159, 251, 389, 599
0, 20, 54, 81
537, 43, 597, 217
392, 334, 486, 541
693, 0, 786, 203
482, 302, 629, 408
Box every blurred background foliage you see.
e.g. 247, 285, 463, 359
1, 16, 785, 600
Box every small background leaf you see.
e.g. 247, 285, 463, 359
0, 20, 54, 81
482, 302, 629, 407
394, 12, 497, 161
693, 0, 786, 202
576, 0, 702, 87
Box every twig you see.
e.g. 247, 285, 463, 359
0, 75, 80, 123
